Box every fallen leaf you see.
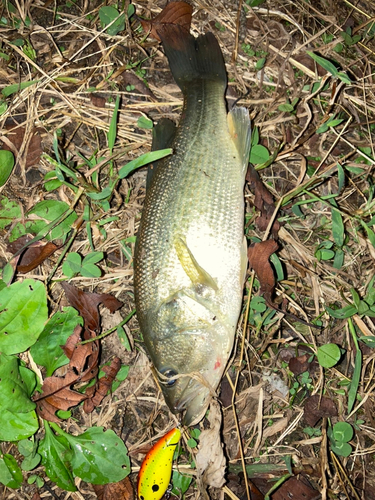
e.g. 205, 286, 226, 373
0, 119, 43, 169
248, 240, 278, 305
248, 240, 316, 328
61, 282, 122, 333
89, 93, 107, 108
303, 395, 337, 427
83, 357, 122, 413
120, 72, 156, 99
34, 326, 99, 422
289, 354, 311, 376
271, 475, 320, 500
92, 476, 134, 500
246, 165, 280, 237
7, 235, 60, 273
195, 400, 226, 489
140, 1, 192, 41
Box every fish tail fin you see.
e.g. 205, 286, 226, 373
158, 26, 227, 92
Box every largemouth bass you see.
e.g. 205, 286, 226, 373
134, 26, 251, 426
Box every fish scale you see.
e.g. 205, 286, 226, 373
134, 27, 251, 426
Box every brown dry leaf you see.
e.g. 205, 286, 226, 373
248, 240, 279, 304
61, 282, 123, 333
195, 400, 226, 489
89, 93, 107, 108
120, 72, 156, 100
7, 235, 60, 273
34, 326, 99, 422
83, 356, 122, 413
246, 166, 280, 237
303, 395, 337, 427
271, 475, 320, 500
1, 120, 42, 169
140, 1, 192, 40
92, 476, 135, 500
289, 354, 311, 376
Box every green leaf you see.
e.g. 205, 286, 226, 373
82, 251, 104, 265
358, 336, 375, 348
2, 80, 39, 97
62, 252, 82, 278
117, 326, 131, 351
359, 220, 375, 248
337, 72, 352, 85
137, 116, 153, 129
118, 148, 172, 179
316, 343, 341, 368
99, 6, 125, 36
80, 263, 102, 278
171, 470, 192, 495
108, 95, 120, 153
39, 422, 76, 491
0, 197, 21, 230
255, 57, 266, 70
62, 427, 130, 484
348, 347, 361, 414
332, 422, 353, 443
278, 103, 295, 112
0, 454, 23, 489
333, 248, 344, 269
249, 144, 270, 165
0, 408, 38, 441
29, 307, 83, 376
21, 453, 41, 471
330, 441, 352, 457
14, 200, 78, 241
0, 354, 36, 412
306, 51, 338, 76
86, 186, 113, 201
337, 163, 345, 192
0, 150, 15, 186
251, 127, 259, 147
0, 279, 48, 354
331, 206, 344, 247
325, 304, 357, 319
270, 252, 284, 281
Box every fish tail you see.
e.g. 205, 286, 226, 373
157, 26, 227, 92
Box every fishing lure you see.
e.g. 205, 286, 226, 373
138, 427, 181, 500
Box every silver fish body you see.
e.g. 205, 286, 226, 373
134, 28, 251, 425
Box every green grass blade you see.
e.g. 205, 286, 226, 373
347, 317, 362, 414
108, 95, 120, 154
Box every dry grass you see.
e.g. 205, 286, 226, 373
1, 0, 375, 498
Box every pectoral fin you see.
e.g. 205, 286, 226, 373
227, 107, 251, 172
174, 237, 218, 290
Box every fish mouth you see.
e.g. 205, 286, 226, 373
174, 379, 211, 427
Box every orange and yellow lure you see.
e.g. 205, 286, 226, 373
138, 427, 181, 500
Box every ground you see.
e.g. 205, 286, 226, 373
0, 0, 375, 499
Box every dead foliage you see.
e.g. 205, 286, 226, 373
140, 1, 193, 40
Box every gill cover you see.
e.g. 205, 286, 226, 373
138, 427, 181, 500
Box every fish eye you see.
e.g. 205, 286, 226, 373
160, 368, 178, 386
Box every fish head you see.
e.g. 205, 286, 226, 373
150, 290, 235, 426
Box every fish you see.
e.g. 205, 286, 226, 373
134, 25, 251, 426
